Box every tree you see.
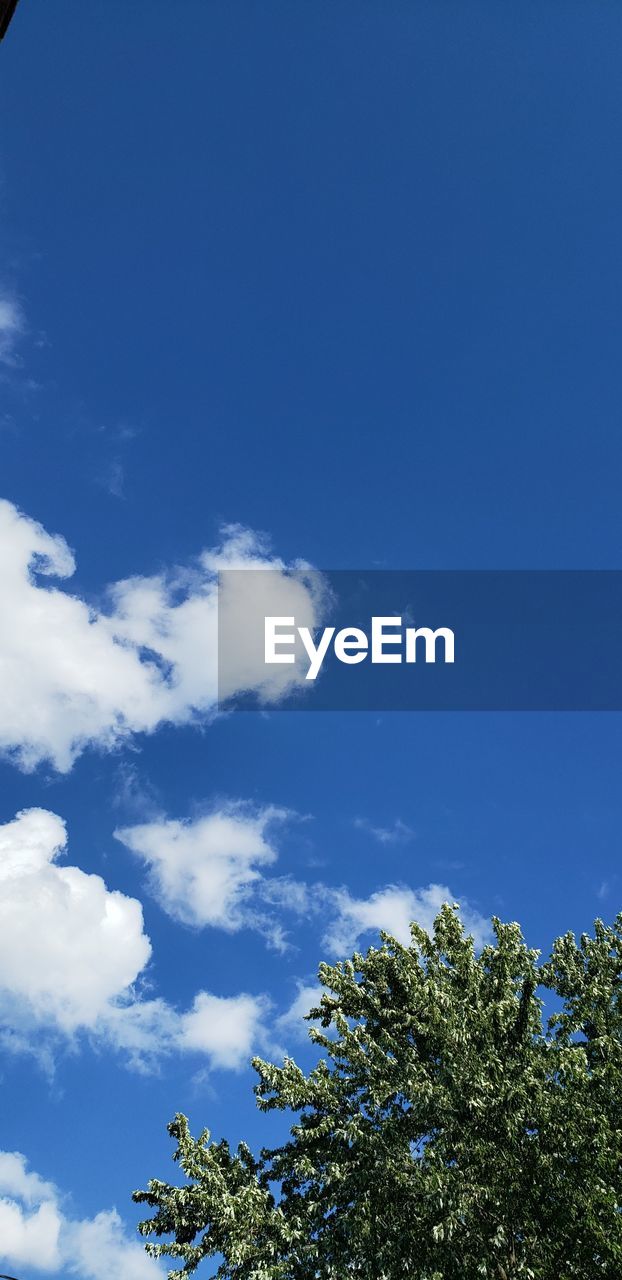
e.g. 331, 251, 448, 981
134, 906, 622, 1279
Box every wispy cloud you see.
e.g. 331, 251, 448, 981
276, 981, 324, 1038
354, 816, 415, 845
0, 295, 25, 367
116, 800, 487, 969
98, 457, 125, 499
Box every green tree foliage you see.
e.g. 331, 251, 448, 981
134, 906, 622, 1278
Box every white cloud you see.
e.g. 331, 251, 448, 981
115, 803, 489, 970
0, 297, 24, 366
0, 1151, 162, 1279
0, 1151, 58, 1208
179, 991, 271, 1070
0, 500, 323, 772
0, 808, 151, 1034
0, 807, 491, 1072
323, 883, 490, 956
101, 989, 270, 1074
115, 804, 288, 932
276, 982, 323, 1038
67, 1210, 162, 1280
0, 1195, 62, 1271
0, 808, 268, 1073
0, 1152, 61, 1271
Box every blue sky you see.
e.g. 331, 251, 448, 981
1, 2, 622, 1276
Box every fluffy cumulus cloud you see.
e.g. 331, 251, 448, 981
0, 1151, 161, 1278
323, 883, 491, 956
0, 803, 485, 1071
0, 1152, 61, 1271
0, 807, 151, 1035
0, 808, 268, 1072
179, 991, 271, 1070
0, 499, 323, 772
115, 803, 293, 935
67, 1210, 161, 1280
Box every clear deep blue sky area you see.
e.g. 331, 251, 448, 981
1, 4, 622, 1277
